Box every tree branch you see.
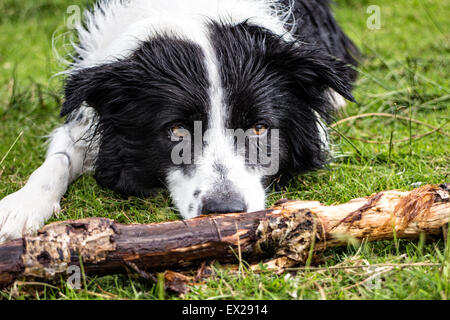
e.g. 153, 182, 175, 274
0, 184, 448, 288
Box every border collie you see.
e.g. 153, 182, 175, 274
0, 0, 359, 242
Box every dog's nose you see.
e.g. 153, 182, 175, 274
201, 194, 247, 214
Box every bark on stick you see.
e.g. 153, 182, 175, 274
0, 184, 448, 288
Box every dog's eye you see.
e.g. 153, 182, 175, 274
169, 124, 189, 139
252, 123, 268, 136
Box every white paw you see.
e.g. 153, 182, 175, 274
0, 186, 59, 243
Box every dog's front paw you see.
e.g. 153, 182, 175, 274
0, 186, 60, 243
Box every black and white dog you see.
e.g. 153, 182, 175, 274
0, 0, 358, 242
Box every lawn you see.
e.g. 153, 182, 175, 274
0, 0, 449, 300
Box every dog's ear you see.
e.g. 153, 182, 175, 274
270, 43, 355, 100
263, 35, 356, 118
290, 50, 355, 102
215, 22, 356, 106
61, 64, 116, 117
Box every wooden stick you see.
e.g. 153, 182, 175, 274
0, 184, 448, 288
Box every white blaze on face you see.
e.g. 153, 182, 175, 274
166, 30, 266, 219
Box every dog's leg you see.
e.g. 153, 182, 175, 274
0, 106, 98, 242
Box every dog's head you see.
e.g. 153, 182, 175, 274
61, 22, 354, 218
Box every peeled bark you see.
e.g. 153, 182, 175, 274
0, 184, 448, 288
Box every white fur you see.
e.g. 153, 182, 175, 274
0, 106, 97, 242
0, 154, 69, 242
70, 0, 294, 70
329, 90, 348, 109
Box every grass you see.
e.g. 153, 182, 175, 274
0, 0, 449, 300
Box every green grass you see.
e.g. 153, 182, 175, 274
0, 0, 449, 300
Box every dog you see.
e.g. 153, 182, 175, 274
0, 0, 359, 242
